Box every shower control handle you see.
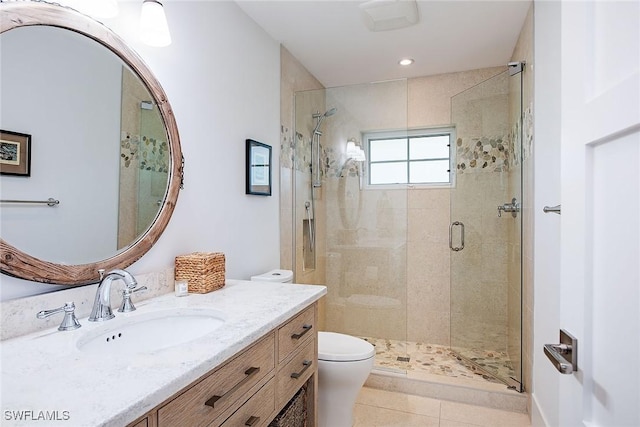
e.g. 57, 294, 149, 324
449, 221, 465, 252
498, 198, 520, 218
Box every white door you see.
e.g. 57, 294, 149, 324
559, 1, 640, 426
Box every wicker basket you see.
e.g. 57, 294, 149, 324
174, 252, 225, 293
269, 386, 306, 427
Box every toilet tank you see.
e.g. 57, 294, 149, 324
250, 269, 293, 283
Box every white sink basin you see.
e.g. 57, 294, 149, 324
76, 308, 226, 356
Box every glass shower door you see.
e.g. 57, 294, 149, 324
449, 69, 523, 390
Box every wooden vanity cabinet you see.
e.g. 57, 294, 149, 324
126, 303, 318, 427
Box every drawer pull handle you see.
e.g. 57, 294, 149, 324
291, 324, 312, 340
290, 360, 312, 379
245, 415, 260, 426
205, 366, 260, 408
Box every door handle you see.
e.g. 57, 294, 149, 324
544, 329, 578, 374
449, 221, 465, 252
543, 204, 561, 215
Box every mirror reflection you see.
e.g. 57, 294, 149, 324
0, 26, 169, 265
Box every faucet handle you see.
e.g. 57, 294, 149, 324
37, 302, 81, 331
118, 286, 148, 313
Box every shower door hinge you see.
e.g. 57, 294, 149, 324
508, 61, 525, 76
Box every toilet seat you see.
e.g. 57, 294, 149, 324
318, 331, 375, 362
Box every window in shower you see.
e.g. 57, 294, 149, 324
364, 127, 454, 186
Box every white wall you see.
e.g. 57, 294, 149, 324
532, 1, 561, 425
0, 1, 281, 300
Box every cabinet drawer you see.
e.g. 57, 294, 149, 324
129, 419, 148, 427
277, 305, 315, 363
158, 333, 275, 427
276, 338, 315, 409
220, 378, 275, 427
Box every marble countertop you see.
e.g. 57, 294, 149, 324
0, 280, 326, 427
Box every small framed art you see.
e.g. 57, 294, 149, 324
0, 130, 31, 177
246, 139, 272, 196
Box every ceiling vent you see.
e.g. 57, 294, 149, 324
359, 0, 419, 32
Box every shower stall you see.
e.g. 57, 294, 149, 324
290, 65, 524, 391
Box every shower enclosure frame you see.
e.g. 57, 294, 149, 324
290, 67, 525, 391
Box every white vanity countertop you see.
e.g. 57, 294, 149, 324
0, 280, 326, 427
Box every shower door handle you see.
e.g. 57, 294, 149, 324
449, 221, 465, 252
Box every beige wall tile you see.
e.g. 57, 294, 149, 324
408, 67, 506, 128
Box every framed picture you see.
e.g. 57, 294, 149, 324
0, 130, 31, 177
246, 139, 272, 196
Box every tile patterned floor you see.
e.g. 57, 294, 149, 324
354, 387, 531, 427
362, 337, 517, 385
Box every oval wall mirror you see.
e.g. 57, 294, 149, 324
0, 2, 183, 285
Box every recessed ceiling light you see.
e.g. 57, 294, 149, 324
399, 58, 414, 66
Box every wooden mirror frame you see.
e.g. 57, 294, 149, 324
0, 2, 183, 286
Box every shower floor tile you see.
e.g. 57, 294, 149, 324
362, 337, 516, 385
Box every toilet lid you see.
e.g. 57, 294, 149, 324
318, 331, 375, 362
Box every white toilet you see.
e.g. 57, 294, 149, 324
251, 270, 375, 427
317, 332, 375, 427
250, 269, 294, 283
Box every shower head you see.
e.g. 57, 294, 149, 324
313, 107, 338, 119
312, 107, 337, 135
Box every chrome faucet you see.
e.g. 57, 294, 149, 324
89, 269, 138, 322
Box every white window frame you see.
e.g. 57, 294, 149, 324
363, 127, 455, 190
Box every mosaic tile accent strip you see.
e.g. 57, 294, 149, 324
523, 103, 533, 162
280, 124, 294, 169
120, 132, 169, 172
281, 127, 336, 183
455, 135, 511, 174
362, 337, 516, 385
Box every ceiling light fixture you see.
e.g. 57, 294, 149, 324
399, 58, 414, 66
140, 0, 172, 47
